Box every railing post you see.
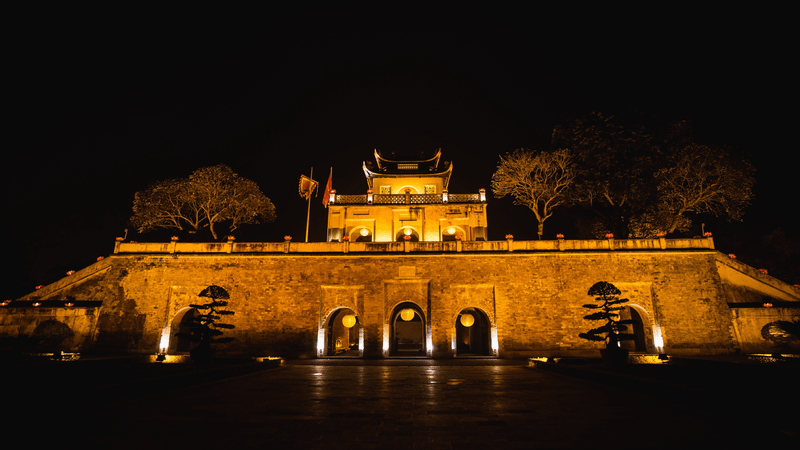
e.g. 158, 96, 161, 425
367, 189, 373, 204
404, 188, 411, 205
442, 189, 448, 204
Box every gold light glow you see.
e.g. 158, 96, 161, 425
404, 228, 412, 236
447, 226, 456, 235
400, 308, 415, 321
460, 313, 475, 327
342, 314, 356, 328
159, 327, 171, 353
360, 228, 370, 237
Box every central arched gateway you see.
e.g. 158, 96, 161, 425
389, 302, 427, 356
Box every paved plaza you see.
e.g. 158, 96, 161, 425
46, 359, 792, 449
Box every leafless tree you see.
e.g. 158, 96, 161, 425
131, 164, 276, 239
652, 144, 755, 234
491, 149, 575, 239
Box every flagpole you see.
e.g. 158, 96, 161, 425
305, 167, 313, 243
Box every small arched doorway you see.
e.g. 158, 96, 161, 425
325, 308, 362, 357
455, 308, 491, 356
441, 226, 465, 241
390, 302, 426, 356
169, 307, 199, 353
351, 227, 373, 242
619, 305, 649, 353
396, 228, 420, 242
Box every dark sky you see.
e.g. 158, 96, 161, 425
4, 11, 797, 298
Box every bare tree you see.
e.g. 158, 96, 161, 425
491, 149, 575, 239
131, 164, 276, 239
653, 144, 755, 234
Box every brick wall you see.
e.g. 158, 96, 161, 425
4, 248, 799, 358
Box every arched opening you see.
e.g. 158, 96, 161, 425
352, 227, 373, 242
442, 225, 465, 241
397, 186, 419, 194
396, 228, 419, 242
325, 308, 361, 357
455, 308, 491, 356
390, 302, 426, 356
169, 307, 199, 354
619, 305, 650, 353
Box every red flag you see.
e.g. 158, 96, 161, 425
322, 168, 332, 207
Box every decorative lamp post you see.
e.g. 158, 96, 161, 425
367, 189, 373, 204
479, 188, 486, 202
442, 188, 448, 203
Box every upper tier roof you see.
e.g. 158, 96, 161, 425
362, 148, 453, 187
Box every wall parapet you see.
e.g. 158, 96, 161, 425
114, 237, 716, 255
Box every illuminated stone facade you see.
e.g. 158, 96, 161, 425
2, 151, 799, 359
3, 238, 799, 359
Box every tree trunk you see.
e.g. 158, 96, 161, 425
209, 222, 218, 240
537, 222, 544, 240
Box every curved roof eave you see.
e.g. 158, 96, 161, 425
374, 148, 442, 169
362, 160, 453, 189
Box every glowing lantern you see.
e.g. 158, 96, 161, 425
342, 314, 357, 328
404, 228, 412, 236
400, 308, 415, 321
460, 313, 475, 327
360, 228, 370, 237
447, 227, 456, 235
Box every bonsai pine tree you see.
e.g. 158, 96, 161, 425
178, 285, 235, 364
579, 281, 638, 360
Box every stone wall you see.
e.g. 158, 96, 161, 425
3, 239, 798, 358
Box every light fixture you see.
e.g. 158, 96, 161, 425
447, 227, 456, 235
460, 313, 474, 327
400, 308, 415, 321
342, 314, 356, 328
360, 228, 369, 237
404, 228, 412, 236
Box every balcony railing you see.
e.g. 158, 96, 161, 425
332, 192, 482, 205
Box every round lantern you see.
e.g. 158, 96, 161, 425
360, 228, 370, 237
400, 308, 416, 321
341, 314, 357, 328
460, 313, 475, 327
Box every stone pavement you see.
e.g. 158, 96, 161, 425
56, 360, 792, 449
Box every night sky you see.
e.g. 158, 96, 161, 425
4, 11, 797, 299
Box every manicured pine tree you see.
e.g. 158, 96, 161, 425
178, 285, 235, 364
579, 281, 638, 362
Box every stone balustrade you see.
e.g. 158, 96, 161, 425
114, 237, 715, 255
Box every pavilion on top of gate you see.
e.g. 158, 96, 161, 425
326, 149, 489, 243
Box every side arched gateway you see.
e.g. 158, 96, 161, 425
619, 304, 656, 353
322, 307, 363, 357
453, 307, 493, 356
165, 307, 198, 354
